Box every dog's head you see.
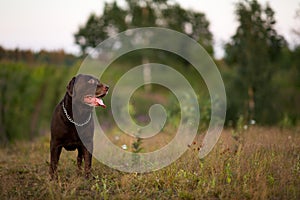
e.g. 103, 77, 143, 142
67, 74, 109, 108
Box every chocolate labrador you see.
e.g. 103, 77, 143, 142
50, 74, 109, 179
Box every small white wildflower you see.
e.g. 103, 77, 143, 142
121, 144, 128, 150
250, 119, 256, 125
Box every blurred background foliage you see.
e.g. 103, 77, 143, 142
0, 0, 299, 144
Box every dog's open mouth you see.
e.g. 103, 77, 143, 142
84, 95, 106, 108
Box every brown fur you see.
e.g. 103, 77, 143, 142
49, 74, 108, 179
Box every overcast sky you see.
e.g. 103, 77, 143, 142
0, 0, 299, 58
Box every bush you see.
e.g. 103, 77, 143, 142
0, 62, 74, 143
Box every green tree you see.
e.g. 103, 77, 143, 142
225, 0, 286, 124
74, 0, 213, 55
75, 2, 127, 54
292, 4, 300, 42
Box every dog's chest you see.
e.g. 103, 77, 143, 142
63, 142, 81, 151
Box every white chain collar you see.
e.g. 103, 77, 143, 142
62, 102, 91, 127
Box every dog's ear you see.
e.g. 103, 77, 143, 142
67, 77, 76, 97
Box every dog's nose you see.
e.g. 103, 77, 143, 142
105, 85, 109, 90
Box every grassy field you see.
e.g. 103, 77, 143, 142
0, 127, 299, 199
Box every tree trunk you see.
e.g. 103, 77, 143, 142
248, 86, 255, 121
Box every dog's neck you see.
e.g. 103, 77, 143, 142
62, 93, 93, 125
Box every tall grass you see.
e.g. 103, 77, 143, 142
0, 127, 299, 199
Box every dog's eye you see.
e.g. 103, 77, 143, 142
88, 79, 96, 84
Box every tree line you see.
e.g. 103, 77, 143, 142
74, 0, 300, 125
0, 0, 299, 143
0, 46, 78, 66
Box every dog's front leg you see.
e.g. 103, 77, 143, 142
77, 147, 83, 175
83, 145, 93, 179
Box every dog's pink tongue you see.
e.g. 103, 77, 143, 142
96, 98, 106, 108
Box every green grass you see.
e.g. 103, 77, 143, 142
0, 127, 299, 199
